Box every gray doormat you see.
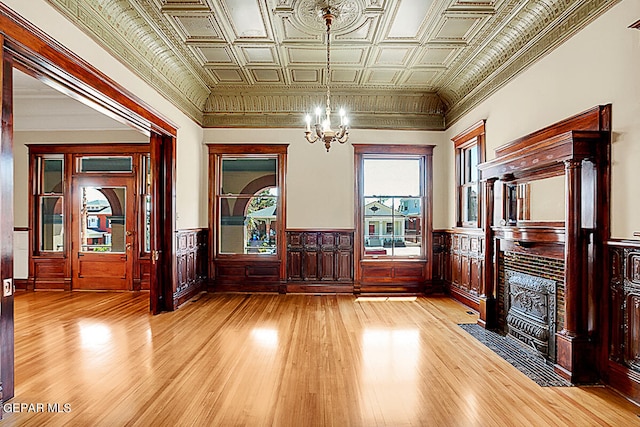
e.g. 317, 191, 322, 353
459, 323, 572, 387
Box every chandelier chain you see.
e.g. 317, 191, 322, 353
326, 15, 331, 113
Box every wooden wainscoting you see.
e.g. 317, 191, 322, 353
605, 239, 640, 404
174, 229, 208, 307
286, 229, 354, 293
357, 260, 427, 294
435, 228, 485, 311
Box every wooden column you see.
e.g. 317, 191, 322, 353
555, 159, 595, 382
478, 178, 497, 328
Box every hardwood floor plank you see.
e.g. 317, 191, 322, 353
2, 291, 639, 426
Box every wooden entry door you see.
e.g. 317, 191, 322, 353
71, 176, 135, 290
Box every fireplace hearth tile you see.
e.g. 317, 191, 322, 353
459, 323, 572, 387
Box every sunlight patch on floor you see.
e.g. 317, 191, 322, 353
355, 296, 417, 302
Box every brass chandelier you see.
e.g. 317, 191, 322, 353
304, 7, 350, 152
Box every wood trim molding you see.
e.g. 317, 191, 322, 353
492, 105, 611, 158
451, 120, 486, 148
353, 144, 434, 294
0, 3, 177, 137
207, 144, 289, 290
451, 120, 486, 228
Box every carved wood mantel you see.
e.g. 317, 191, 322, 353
478, 105, 612, 383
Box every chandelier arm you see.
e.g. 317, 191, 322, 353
305, 131, 319, 143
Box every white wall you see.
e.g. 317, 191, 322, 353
203, 128, 448, 230
444, 0, 640, 239
4, 0, 206, 230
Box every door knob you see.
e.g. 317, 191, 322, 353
126, 231, 133, 236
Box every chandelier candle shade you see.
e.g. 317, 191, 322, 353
304, 6, 349, 152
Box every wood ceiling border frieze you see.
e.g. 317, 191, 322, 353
42, 0, 620, 130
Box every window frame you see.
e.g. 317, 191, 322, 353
208, 144, 287, 261
452, 120, 486, 228
354, 144, 434, 263
35, 155, 65, 254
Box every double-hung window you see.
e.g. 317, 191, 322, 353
452, 121, 486, 228
355, 145, 434, 261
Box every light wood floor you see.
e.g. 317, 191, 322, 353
3, 291, 639, 426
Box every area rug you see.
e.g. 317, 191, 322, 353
459, 323, 572, 387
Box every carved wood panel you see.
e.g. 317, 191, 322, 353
175, 229, 208, 306
607, 243, 640, 404
630, 253, 640, 284
626, 294, 640, 370
441, 230, 485, 310
286, 230, 354, 286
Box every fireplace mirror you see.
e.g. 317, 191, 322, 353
504, 175, 565, 226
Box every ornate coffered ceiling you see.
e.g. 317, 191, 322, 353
45, 0, 618, 130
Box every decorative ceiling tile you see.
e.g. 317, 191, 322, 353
403, 70, 439, 86
387, 0, 434, 39
287, 47, 366, 65
251, 69, 282, 83
291, 69, 320, 83
175, 15, 222, 39
220, 0, 269, 39
365, 69, 401, 84
240, 47, 277, 64
334, 18, 376, 41
373, 47, 412, 66
197, 46, 235, 63
211, 69, 245, 83
45, 0, 621, 129
279, 17, 320, 41
331, 69, 359, 84
416, 47, 457, 66
434, 17, 481, 41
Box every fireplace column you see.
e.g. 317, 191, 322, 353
478, 178, 497, 329
555, 159, 596, 382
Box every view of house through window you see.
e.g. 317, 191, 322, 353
363, 158, 422, 257
218, 157, 278, 255
79, 186, 126, 253
245, 187, 277, 254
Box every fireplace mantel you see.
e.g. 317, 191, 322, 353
478, 104, 612, 384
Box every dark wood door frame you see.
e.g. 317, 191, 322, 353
0, 3, 179, 402
0, 34, 15, 404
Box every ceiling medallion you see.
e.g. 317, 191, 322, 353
304, 5, 350, 152
297, 0, 361, 33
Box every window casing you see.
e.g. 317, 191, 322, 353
355, 145, 434, 262
208, 145, 287, 260
36, 156, 64, 252
452, 121, 486, 228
